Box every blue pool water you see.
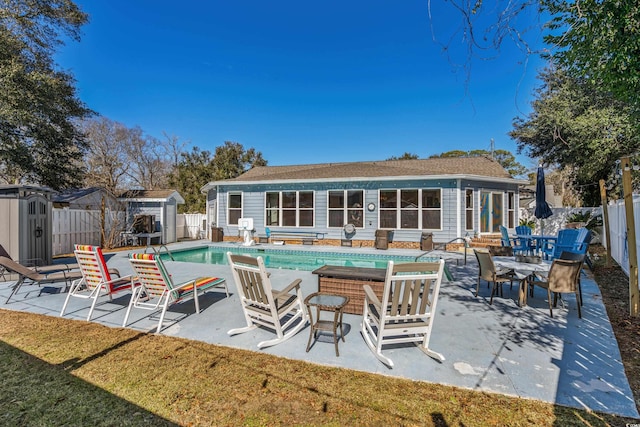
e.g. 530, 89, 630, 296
162, 246, 427, 271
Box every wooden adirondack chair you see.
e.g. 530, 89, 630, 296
226, 252, 308, 349
361, 259, 445, 368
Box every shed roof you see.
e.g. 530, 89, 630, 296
202, 156, 523, 192
118, 189, 185, 204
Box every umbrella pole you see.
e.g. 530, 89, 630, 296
540, 219, 545, 258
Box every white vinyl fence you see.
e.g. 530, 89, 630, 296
52, 208, 125, 256
519, 206, 603, 240
178, 213, 206, 239
604, 196, 640, 276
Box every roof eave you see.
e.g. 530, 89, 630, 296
201, 174, 526, 192
119, 191, 185, 204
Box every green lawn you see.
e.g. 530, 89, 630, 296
0, 309, 636, 426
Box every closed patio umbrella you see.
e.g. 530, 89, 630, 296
534, 165, 553, 236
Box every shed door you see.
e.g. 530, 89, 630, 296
27, 196, 48, 264
166, 203, 176, 243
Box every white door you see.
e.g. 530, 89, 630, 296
166, 203, 176, 243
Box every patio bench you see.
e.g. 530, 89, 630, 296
265, 229, 327, 245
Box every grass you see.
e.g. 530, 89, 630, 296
0, 247, 639, 426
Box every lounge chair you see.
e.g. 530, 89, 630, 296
59, 245, 134, 321
226, 252, 308, 348
361, 259, 445, 368
123, 253, 228, 333
0, 243, 78, 281
0, 256, 83, 304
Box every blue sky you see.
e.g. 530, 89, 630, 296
56, 1, 545, 172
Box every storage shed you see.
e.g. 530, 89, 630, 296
118, 189, 185, 244
0, 185, 55, 265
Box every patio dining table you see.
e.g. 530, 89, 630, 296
493, 256, 552, 306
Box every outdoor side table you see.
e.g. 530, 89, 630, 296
304, 292, 349, 356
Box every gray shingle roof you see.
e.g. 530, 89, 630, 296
227, 156, 512, 182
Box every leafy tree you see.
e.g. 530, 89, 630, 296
510, 67, 640, 205
0, 0, 92, 189
544, 0, 640, 111
212, 141, 267, 180
168, 147, 215, 213
429, 149, 527, 177
431, 150, 468, 158
169, 142, 267, 213
387, 152, 419, 160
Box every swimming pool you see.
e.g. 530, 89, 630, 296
161, 246, 428, 271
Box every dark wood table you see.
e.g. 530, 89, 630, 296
311, 265, 387, 315
304, 292, 349, 356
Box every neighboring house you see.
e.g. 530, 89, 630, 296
520, 184, 563, 210
201, 157, 527, 247
118, 189, 185, 244
53, 187, 119, 210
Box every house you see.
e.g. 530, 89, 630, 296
519, 184, 563, 210
201, 157, 527, 248
118, 189, 185, 244
53, 187, 119, 210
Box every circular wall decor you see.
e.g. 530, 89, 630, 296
367, 202, 376, 211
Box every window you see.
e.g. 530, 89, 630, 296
401, 189, 418, 229
422, 189, 441, 229
507, 192, 515, 228
465, 189, 474, 230
265, 191, 314, 227
328, 190, 364, 227
228, 193, 242, 226
379, 190, 397, 228
379, 189, 441, 229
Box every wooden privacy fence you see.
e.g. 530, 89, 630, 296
52, 208, 124, 256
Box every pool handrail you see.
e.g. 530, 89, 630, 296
415, 236, 469, 266
147, 244, 175, 261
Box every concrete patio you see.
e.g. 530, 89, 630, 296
1, 240, 637, 419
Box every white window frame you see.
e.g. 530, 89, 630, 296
326, 190, 364, 228
377, 188, 442, 230
507, 191, 516, 229
465, 188, 474, 231
264, 191, 315, 228
227, 192, 243, 226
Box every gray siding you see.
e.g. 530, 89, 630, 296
212, 178, 518, 244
